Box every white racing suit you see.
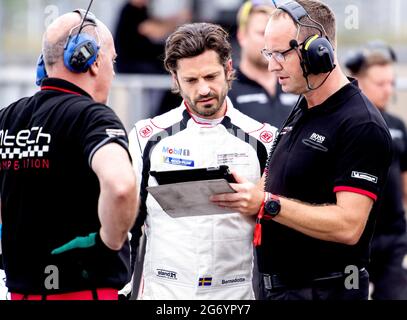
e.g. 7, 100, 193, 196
128, 98, 276, 299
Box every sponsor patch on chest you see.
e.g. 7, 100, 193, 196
309, 132, 326, 143
217, 153, 249, 166
161, 146, 194, 167
302, 132, 328, 152
163, 156, 195, 167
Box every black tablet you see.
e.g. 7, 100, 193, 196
149, 165, 237, 185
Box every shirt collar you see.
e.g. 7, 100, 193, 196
40, 78, 92, 98
299, 78, 361, 114
182, 97, 234, 127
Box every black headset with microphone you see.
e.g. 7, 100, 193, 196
276, 1, 336, 89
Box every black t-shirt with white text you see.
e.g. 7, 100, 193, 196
0, 78, 131, 294
259, 80, 392, 280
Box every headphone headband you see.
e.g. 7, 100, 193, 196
36, 1, 98, 85
62, 6, 99, 73
276, 1, 336, 81
277, 1, 308, 23
73, 9, 97, 26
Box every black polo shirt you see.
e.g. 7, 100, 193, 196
374, 111, 407, 235
259, 80, 392, 279
0, 78, 131, 294
228, 68, 296, 129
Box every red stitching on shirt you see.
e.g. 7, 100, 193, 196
41, 86, 82, 96
333, 186, 377, 201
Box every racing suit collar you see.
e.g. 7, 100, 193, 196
183, 97, 234, 128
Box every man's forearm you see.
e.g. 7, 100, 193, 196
99, 176, 139, 250
274, 192, 372, 245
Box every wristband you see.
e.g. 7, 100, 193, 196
51, 232, 97, 255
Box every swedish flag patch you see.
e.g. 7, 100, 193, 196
198, 277, 212, 287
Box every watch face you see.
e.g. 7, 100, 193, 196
265, 199, 281, 217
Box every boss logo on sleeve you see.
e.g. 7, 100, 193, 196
351, 171, 378, 184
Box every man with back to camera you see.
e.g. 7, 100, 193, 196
346, 42, 407, 300
229, 0, 297, 129
127, 22, 277, 299
0, 9, 138, 300
211, 0, 392, 300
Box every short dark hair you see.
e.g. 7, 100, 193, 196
272, 0, 336, 48
164, 22, 235, 79
353, 53, 393, 77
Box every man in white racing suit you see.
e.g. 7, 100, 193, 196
128, 22, 277, 300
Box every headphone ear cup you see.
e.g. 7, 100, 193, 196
36, 54, 48, 86
63, 33, 99, 73
344, 51, 365, 75
301, 36, 335, 75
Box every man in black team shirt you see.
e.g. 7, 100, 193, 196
212, 0, 392, 300
228, 0, 296, 129
346, 42, 407, 300
0, 10, 138, 300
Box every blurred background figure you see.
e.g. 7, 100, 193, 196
114, 0, 192, 74
113, 0, 192, 121
346, 41, 407, 300
228, 0, 297, 129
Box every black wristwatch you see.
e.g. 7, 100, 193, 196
264, 194, 281, 218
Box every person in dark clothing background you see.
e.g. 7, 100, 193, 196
346, 41, 407, 300
114, 0, 191, 74
228, 0, 297, 129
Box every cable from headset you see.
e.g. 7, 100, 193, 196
292, 41, 334, 91
75, 0, 94, 43
304, 69, 333, 91
306, 16, 328, 39
264, 95, 303, 191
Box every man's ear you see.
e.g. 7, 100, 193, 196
226, 59, 233, 80
236, 28, 246, 48
171, 72, 180, 90
89, 54, 101, 76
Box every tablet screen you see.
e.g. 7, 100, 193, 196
149, 165, 236, 185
